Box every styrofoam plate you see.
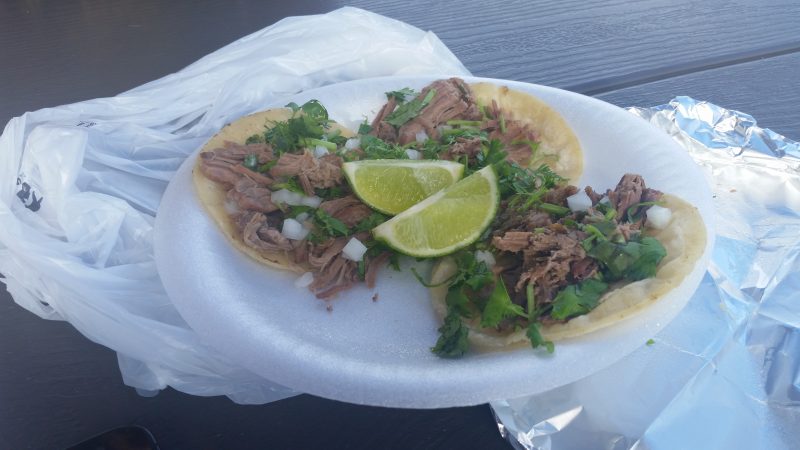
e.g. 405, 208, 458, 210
154, 76, 714, 408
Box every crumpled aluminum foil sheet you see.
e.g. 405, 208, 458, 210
491, 96, 800, 450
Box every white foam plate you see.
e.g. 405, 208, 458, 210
154, 76, 714, 408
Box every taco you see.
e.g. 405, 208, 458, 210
192, 78, 586, 301
426, 175, 707, 357
369, 78, 583, 182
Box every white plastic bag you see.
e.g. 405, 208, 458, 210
0, 7, 470, 404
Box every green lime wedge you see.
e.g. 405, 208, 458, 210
372, 166, 499, 257
343, 160, 464, 215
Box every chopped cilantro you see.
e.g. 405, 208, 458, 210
526, 322, 554, 353
385, 89, 436, 127
385, 87, 416, 102
272, 178, 304, 195
359, 135, 408, 160
358, 121, 373, 135
246, 134, 265, 144
265, 100, 332, 154
480, 277, 526, 328
550, 279, 609, 320
431, 308, 470, 358
586, 235, 666, 281
243, 154, 258, 171
313, 209, 349, 237
353, 211, 388, 233
646, 338, 656, 346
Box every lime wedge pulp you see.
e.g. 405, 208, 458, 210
372, 166, 499, 258
343, 159, 464, 215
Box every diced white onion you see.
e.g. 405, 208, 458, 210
314, 145, 330, 158
405, 149, 421, 160
567, 190, 593, 212
271, 189, 302, 206
645, 205, 672, 229
271, 189, 321, 208
437, 125, 452, 134
341, 237, 368, 262
300, 195, 322, 208
345, 137, 361, 150
415, 131, 429, 143
475, 250, 496, 268
295, 212, 310, 222
281, 218, 310, 240
294, 272, 314, 288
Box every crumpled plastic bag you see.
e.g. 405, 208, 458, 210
0, 7, 471, 404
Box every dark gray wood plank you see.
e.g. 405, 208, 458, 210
345, 0, 800, 90
3, 0, 800, 123
596, 52, 800, 139
0, 285, 509, 449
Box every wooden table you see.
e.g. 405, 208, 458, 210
1, 1, 798, 448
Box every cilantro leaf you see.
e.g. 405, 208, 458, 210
243, 154, 258, 171
358, 135, 407, 160
385, 88, 436, 127
385, 87, 416, 102
446, 287, 473, 319
313, 209, 349, 237
265, 100, 331, 154
358, 121, 373, 135
353, 211, 388, 233
550, 279, 609, 320
526, 322, 554, 353
431, 308, 470, 358
480, 277, 526, 328
587, 235, 666, 281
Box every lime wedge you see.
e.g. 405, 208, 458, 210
343, 160, 464, 215
372, 166, 499, 257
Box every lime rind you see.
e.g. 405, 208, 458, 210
343, 160, 464, 215
372, 166, 499, 258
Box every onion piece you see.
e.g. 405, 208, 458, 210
341, 237, 368, 262
295, 212, 310, 223
294, 272, 314, 288
475, 250, 496, 268
300, 195, 322, 208
281, 218, 310, 240
314, 145, 329, 158
415, 131, 429, 143
567, 190, 592, 212
271, 189, 320, 208
645, 205, 672, 229
345, 137, 361, 150
405, 149, 421, 160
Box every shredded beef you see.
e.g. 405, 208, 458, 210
608, 173, 645, 217
319, 195, 373, 227
241, 212, 292, 252
542, 185, 579, 206
395, 78, 482, 144
226, 178, 278, 213
441, 137, 483, 162
492, 231, 533, 253
309, 255, 359, 299
269, 152, 343, 196
585, 186, 604, 204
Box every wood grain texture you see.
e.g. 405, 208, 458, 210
597, 52, 800, 139
0, 285, 509, 450
345, 0, 800, 90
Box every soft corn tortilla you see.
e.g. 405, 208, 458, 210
470, 82, 583, 182
192, 108, 353, 273
428, 194, 706, 351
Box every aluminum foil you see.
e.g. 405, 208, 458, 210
491, 96, 800, 450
